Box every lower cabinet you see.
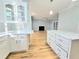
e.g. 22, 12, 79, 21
0, 34, 29, 59
0, 36, 10, 59
47, 30, 79, 59
9, 34, 29, 52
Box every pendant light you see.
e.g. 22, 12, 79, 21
49, 0, 53, 15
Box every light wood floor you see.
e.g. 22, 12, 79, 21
8, 31, 59, 59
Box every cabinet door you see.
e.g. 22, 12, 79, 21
15, 39, 27, 51
7, 23, 17, 32
17, 5, 25, 21
9, 37, 16, 52
0, 23, 5, 33
10, 35, 29, 52
16, 0, 28, 22
17, 23, 25, 34
0, 40, 10, 59
0, 1, 5, 23
5, 4, 14, 21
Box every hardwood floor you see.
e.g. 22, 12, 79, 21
8, 31, 59, 59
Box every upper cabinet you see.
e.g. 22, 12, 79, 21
16, 0, 28, 22
5, 4, 14, 21
0, 0, 32, 34
17, 5, 25, 21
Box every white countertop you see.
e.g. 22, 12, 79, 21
48, 30, 79, 40
0, 33, 8, 37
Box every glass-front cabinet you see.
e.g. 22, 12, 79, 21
5, 4, 14, 21
0, 0, 32, 58
17, 5, 25, 21
0, 0, 32, 34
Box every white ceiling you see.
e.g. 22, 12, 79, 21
29, 0, 79, 18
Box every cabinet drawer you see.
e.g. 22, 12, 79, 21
59, 47, 68, 59
56, 35, 71, 51
55, 44, 68, 59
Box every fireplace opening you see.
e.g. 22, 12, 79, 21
39, 26, 45, 31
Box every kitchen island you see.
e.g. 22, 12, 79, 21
47, 30, 79, 59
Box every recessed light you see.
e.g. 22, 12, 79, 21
49, 10, 53, 15
72, 0, 77, 2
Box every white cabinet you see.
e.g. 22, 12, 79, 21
0, 34, 29, 59
9, 34, 29, 52
0, 23, 5, 33
47, 30, 79, 59
0, 35, 10, 59
0, 0, 31, 59
0, 0, 32, 34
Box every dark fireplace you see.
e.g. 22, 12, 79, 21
39, 26, 45, 31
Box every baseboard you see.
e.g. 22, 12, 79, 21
6, 51, 27, 59
11, 51, 27, 54
6, 53, 12, 59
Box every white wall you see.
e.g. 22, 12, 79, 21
58, 5, 79, 33
32, 18, 55, 31
32, 19, 48, 31
32, 12, 59, 31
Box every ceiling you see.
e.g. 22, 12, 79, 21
29, 0, 79, 18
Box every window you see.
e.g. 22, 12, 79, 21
54, 21, 58, 30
